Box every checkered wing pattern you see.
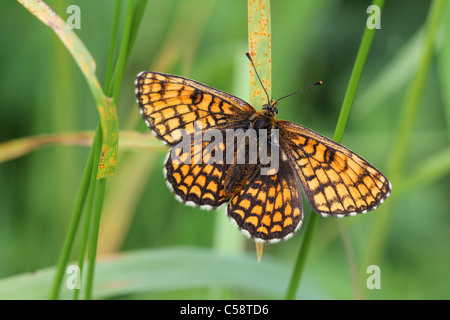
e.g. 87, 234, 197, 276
135, 71, 256, 145
164, 136, 230, 209
227, 160, 303, 243
279, 120, 391, 217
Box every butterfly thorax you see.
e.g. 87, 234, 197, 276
250, 99, 279, 130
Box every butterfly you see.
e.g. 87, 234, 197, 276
135, 65, 391, 244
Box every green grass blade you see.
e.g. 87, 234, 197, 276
48, 125, 102, 299
363, 0, 446, 273
285, 0, 386, 300
0, 248, 329, 300
103, 0, 122, 88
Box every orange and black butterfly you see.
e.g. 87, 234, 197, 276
135, 60, 391, 244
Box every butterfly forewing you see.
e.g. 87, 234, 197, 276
278, 120, 391, 217
135, 71, 255, 145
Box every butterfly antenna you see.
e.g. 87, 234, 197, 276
275, 81, 323, 103
246, 52, 271, 104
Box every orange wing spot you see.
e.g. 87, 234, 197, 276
266, 200, 274, 213
283, 217, 293, 227
297, 158, 309, 167
257, 226, 269, 235
345, 166, 360, 183
205, 116, 217, 127
315, 168, 329, 184
251, 205, 263, 216
248, 187, 259, 197
261, 214, 271, 226
149, 92, 161, 101
212, 167, 222, 178
180, 165, 190, 177
333, 182, 346, 196
274, 193, 282, 209
342, 196, 356, 210
233, 209, 245, 219
182, 113, 196, 125
363, 175, 376, 190
140, 96, 149, 105
155, 124, 167, 135
183, 175, 194, 186
257, 191, 266, 203
178, 185, 188, 195
202, 192, 215, 201
293, 136, 306, 145
190, 185, 202, 197
195, 94, 212, 109
173, 172, 182, 184
268, 186, 276, 198
374, 177, 385, 190
273, 211, 282, 222
324, 185, 338, 200
303, 140, 316, 154
221, 102, 237, 115
357, 183, 371, 198
314, 193, 327, 208
330, 201, 344, 212
270, 225, 282, 233
245, 216, 258, 227
206, 180, 218, 192
308, 177, 320, 192
210, 102, 222, 113
293, 208, 301, 217
285, 203, 292, 216
175, 104, 190, 115
203, 165, 213, 175
239, 199, 252, 210
196, 175, 206, 187
326, 169, 341, 184
167, 118, 181, 131
283, 186, 291, 201
191, 166, 201, 176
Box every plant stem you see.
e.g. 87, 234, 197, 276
363, 0, 445, 276
84, 177, 107, 300
285, 0, 385, 300
49, 124, 102, 299
248, 0, 272, 262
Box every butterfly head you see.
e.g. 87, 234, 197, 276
262, 98, 279, 117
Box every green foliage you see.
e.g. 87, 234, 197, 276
0, 0, 448, 300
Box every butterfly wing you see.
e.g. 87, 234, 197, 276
164, 135, 231, 209
135, 71, 256, 145
227, 160, 303, 243
278, 120, 391, 217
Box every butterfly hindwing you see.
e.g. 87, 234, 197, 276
164, 133, 231, 209
227, 159, 303, 243
278, 120, 391, 217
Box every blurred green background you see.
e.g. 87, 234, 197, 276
0, 0, 449, 299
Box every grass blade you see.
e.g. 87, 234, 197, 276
285, 0, 386, 300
